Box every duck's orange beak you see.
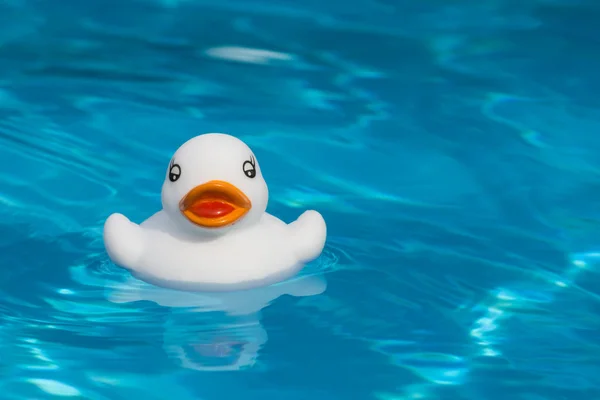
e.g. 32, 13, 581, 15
179, 180, 251, 228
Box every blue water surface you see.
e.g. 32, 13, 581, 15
1, 0, 600, 399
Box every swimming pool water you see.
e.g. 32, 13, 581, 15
1, 0, 600, 399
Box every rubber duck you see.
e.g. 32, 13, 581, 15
103, 133, 327, 291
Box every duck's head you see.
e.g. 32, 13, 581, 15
161, 133, 269, 235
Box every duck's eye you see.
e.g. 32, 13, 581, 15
169, 163, 181, 182
243, 156, 256, 179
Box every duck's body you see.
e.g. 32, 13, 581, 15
103, 133, 327, 292
104, 208, 325, 291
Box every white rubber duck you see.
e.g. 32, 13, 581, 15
103, 133, 327, 292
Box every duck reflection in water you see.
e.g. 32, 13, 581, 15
107, 273, 327, 371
